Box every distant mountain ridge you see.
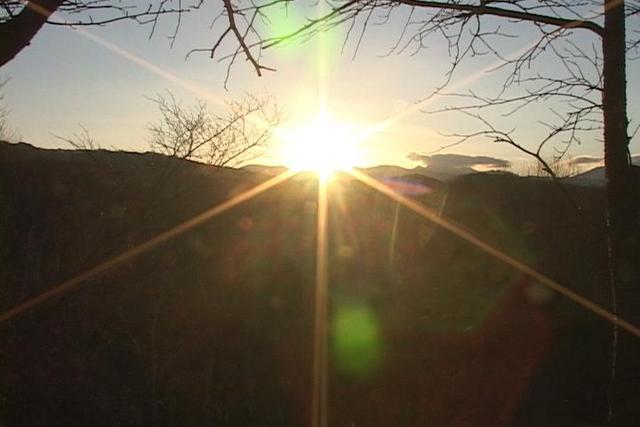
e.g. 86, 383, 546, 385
242, 163, 507, 181
564, 167, 607, 187
3, 141, 504, 182
358, 164, 468, 181
564, 162, 640, 187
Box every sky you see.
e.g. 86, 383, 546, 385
2, 1, 638, 172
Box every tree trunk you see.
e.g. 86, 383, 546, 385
602, 0, 640, 421
0, 1, 64, 68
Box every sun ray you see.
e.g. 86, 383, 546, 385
311, 176, 330, 427
346, 168, 640, 339
77, 28, 222, 104
352, 37, 562, 146
54, 27, 276, 133
0, 171, 295, 325
310, 9, 335, 418
388, 202, 401, 267
21, 2, 226, 110
317, 0, 328, 117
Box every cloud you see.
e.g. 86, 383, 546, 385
406, 152, 638, 179
408, 153, 511, 172
566, 155, 603, 166
566, 154, 640, 166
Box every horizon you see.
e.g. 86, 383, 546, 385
2, 139, 619, 178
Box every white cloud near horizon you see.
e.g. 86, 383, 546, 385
408, 153, 511, 172
566, 154, 640, 167
566, 155, 603, 166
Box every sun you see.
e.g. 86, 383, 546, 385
277, 113, 363, 180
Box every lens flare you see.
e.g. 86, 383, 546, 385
332, 303, 382, 378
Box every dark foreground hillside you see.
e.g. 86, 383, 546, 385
0, 142, 637, 425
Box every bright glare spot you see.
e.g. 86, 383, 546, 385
277, 113, 363, 180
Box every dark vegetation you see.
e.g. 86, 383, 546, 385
1, 141, 637, 425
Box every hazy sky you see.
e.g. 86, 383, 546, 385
2, 1, 638, 169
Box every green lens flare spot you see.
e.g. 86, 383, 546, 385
332, 304, 382, 378
264, 5, 300, 41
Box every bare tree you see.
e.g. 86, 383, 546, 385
54, 124, 101, 150
0, 0, 205, 67
147, 91, 281, 167
0, 78, 9, 139
0, 77, 19, 141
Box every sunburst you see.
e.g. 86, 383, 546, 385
277, 113, 363, 181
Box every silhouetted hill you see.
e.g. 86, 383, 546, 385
241, 163, 288, 176
565, 166, 607, 187
563, 158, 640, 187
1, 141, 638, 426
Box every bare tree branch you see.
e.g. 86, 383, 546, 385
147, 90, 282, 167
0, 0, 203, 67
